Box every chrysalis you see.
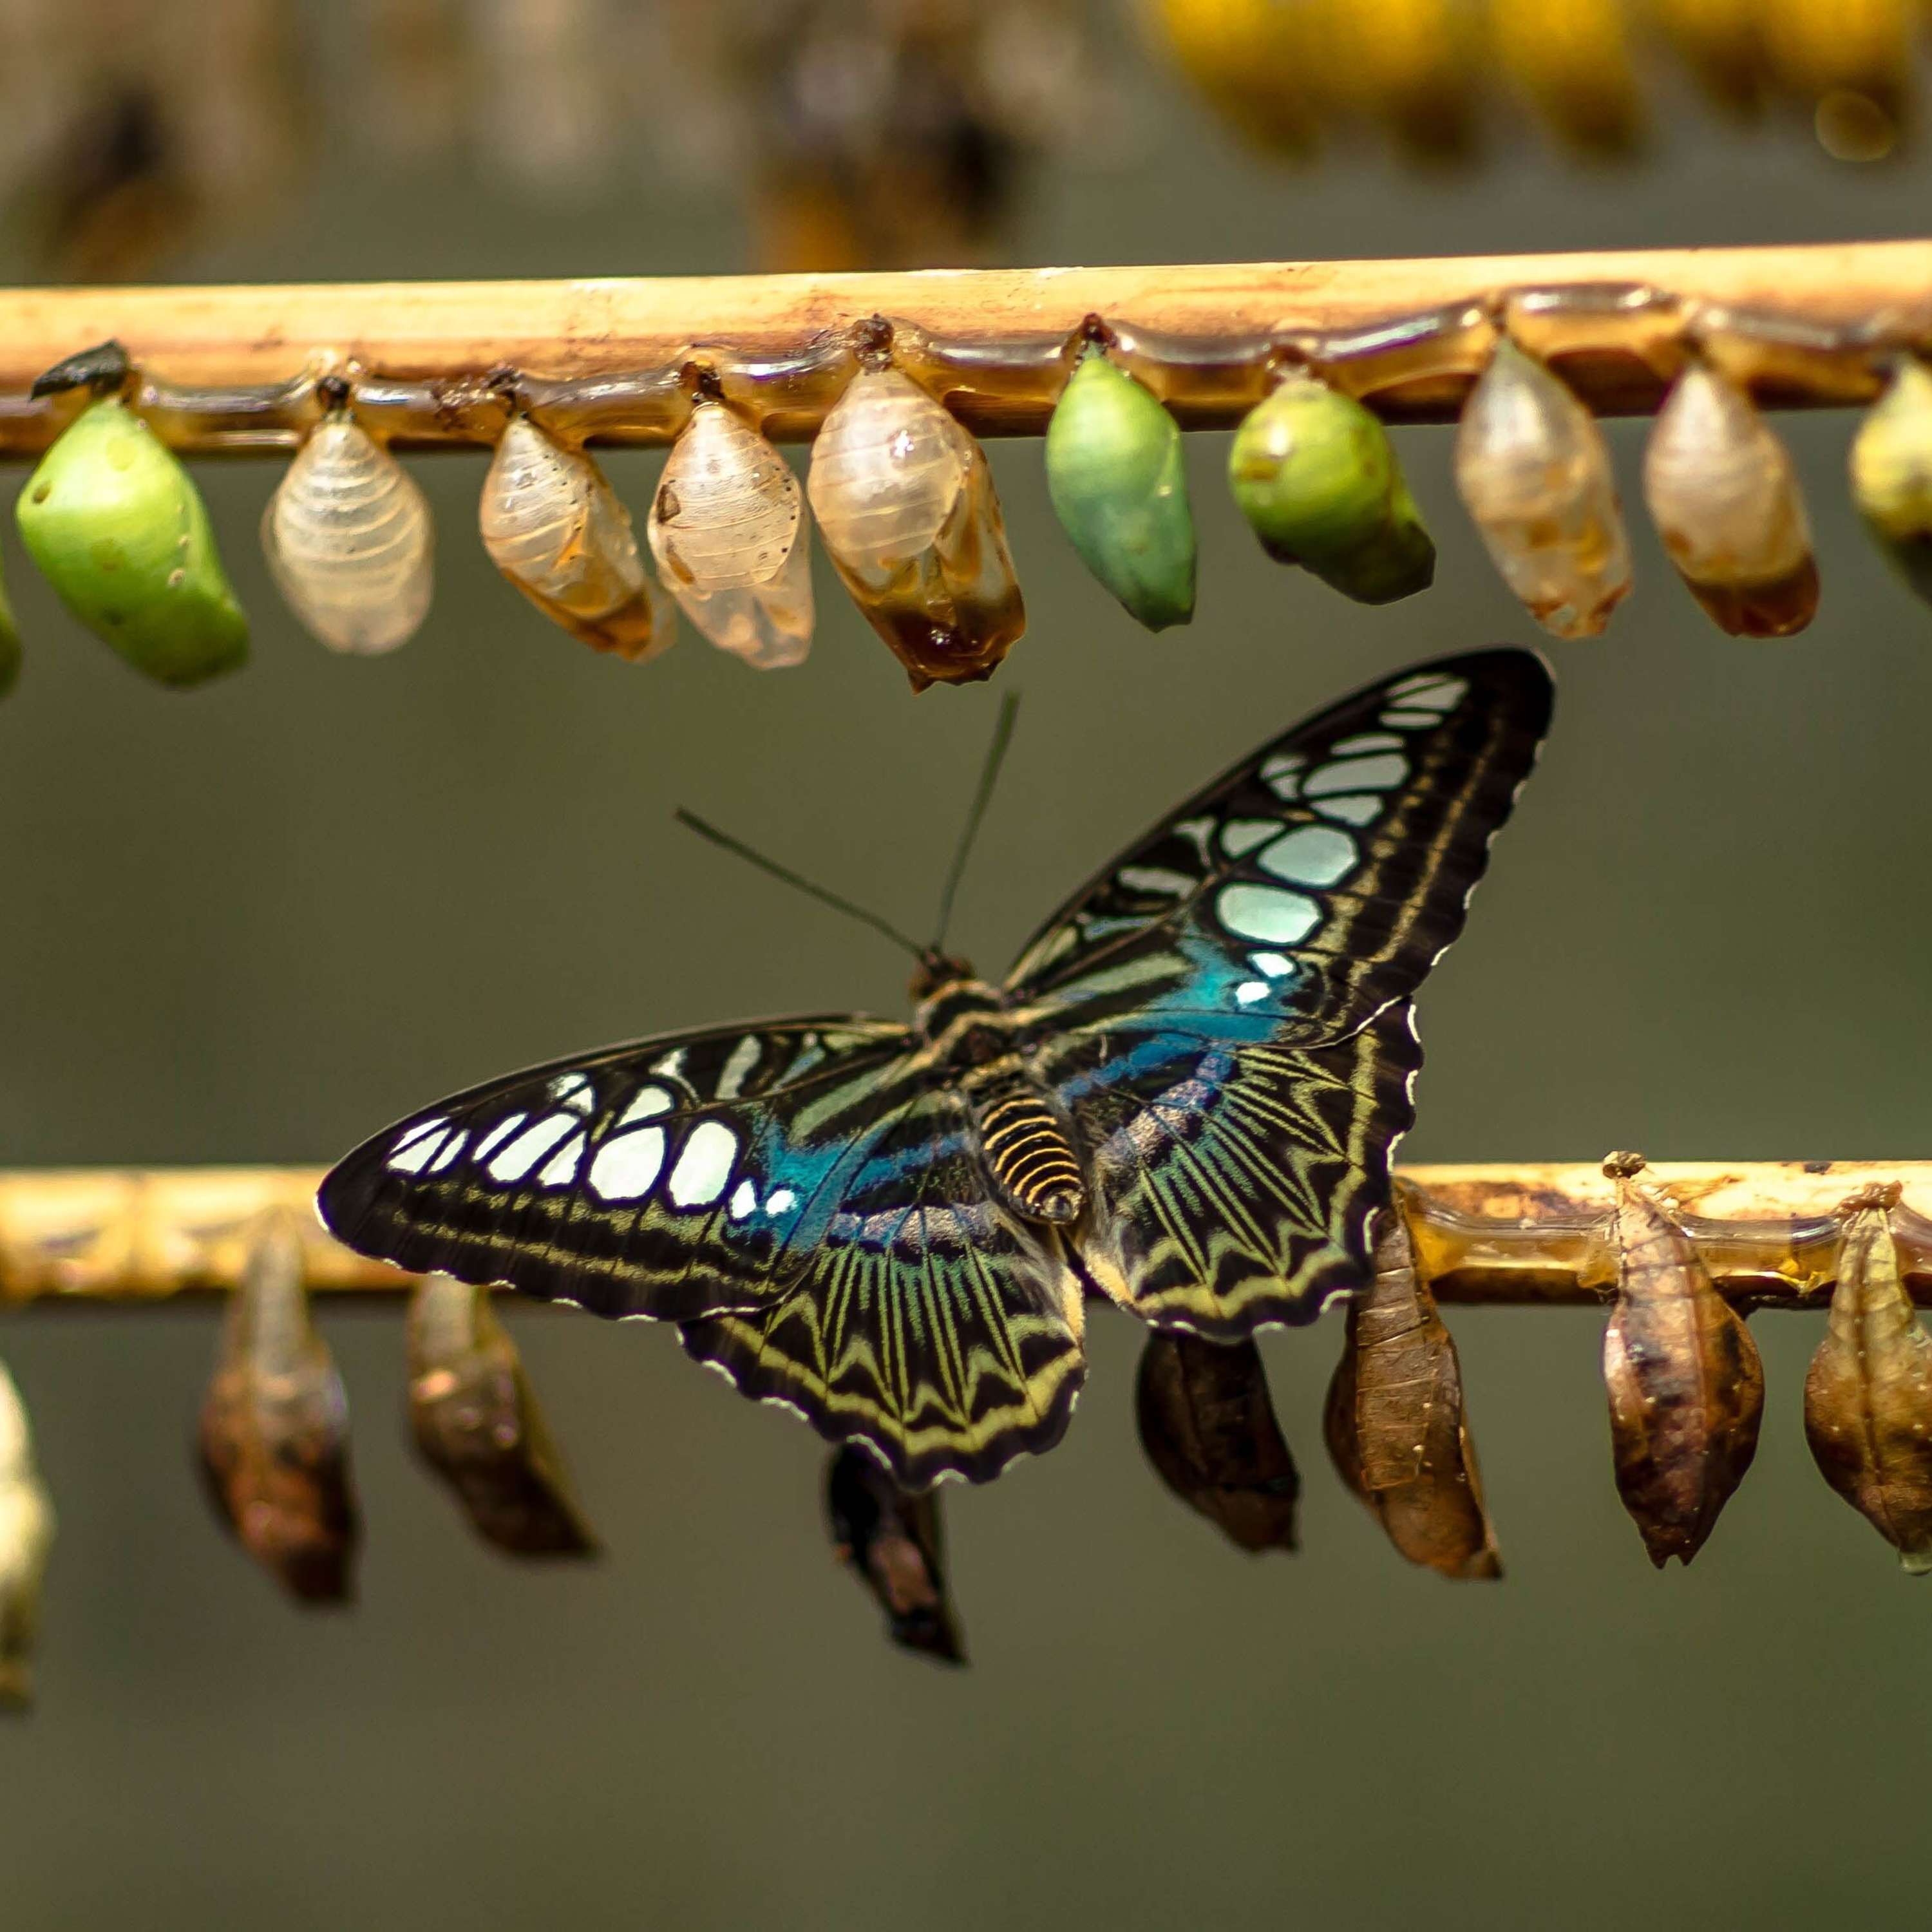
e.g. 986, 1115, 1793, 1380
480, 413, 671, 661
1454, 337, 1631, 638
1643, 360, 1818, 637
646, 396, 813, 669
0, 1356, 55, 1710
196, 1210, 359, 1605
1323, 1203, 1502, 1579
1488, 0, 1643, 155
1228, 370, 1435, 605
1045, 340, 1195, 632
406, 1274, 598, 1560
15, 342, 247, 687
0, 553, 19, 699
261, 397, 433, 654
824, 1446, 964, 1664
1135, 1331, 1299, 1553
806, 357, 1025, 690
1803, 1184, 1932, 1574
1850, 357, 1932, 608
1600, 1152, 1764, 1567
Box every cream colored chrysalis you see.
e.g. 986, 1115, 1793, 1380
480, 412, 672, 661
647, 390, 813, 669
0, 1354, 55, 1710
261, 381, 433, 654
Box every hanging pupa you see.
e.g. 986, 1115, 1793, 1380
1488, 0, 1643, 155
1849, 357, 1932, 608
1135, 1331, 1300, 1554
1454, 337, 1631, 638
646, 392, 813, 668
1600, 1153, 1764, 1567
1228, 369, 1435, 605
824, 1445, 965, 1664
0, 551, 19, 700
196, 1209, 359, 1605
1643, 359, 1818, 637
480, 412, 671, 661
806, 345, 1025, 690
261, 386, 433, 654
407, 1273, 599, 1560
1803, 1184, 1932, 1573
1045, 336, 1195, 631
1323, 1202, 1502, 1580
15, 341, 247, 687
0, 1356, 55, 1710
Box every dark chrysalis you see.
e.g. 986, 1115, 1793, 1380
824, 1447, 965, 1665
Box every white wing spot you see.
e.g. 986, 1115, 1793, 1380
1331, 733, 1405, 756
1304, 752, 1407, 797
669, 1121, 738, 1208
729, 1178, 758, 1218
1313, 793, 1385, 827
547, 1072, 595, 1113
618, 1083, 676, 1127
1258, 824, 1357, 888
387, 1117, 451, 1174
1117, 864, 1194, 897
1235, 981, 1270, 1006
1381, 707, 1444, 731
587, 1127, 666, 1202
650, 1048, 688, 1081
1218, 817, 1278, 858
767, 1188, 798, 1215
537, 1130, 587, 1187
1250, 951, 1294, 978
1385, 674, 1465, 712
488, 1113, 578, 1183
1217, 883, 1321, 945
426, 1132, 467, 1174
1259, 751, 1305, 800
715, 1036, 762, 1101
472, 1113, 529, 1164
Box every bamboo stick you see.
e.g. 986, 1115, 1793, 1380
0, 1164, 1925, 1309
1, 241, 1927, 455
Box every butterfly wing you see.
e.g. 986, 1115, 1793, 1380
1007, 649, 1553, 1335
317, 1016, 1084, 1488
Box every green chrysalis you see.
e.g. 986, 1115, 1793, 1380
1850, 357, 1932, 609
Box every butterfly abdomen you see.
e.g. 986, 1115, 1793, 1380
964, 1071, 1086, 1226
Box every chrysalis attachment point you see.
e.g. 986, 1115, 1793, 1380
196, 1210, 359, 1605
262, 408, 433, 654
0, 1356, 55, 1711
807, 365, 1025, 691
824, 1446, 965, 1665
646, 398, 813, 669
1229, 370, 1435, 605
406, 1274, 599, 1560
1454, 337, 1631, 638
1135, 1331, 1300, 1554
1803, 1186, 1932, 1575
1045, 342, 1196, 632
1643, 360, 1819, 637
1323, 1204, 1502, 1580
1600, 1153, 1764, 1567
1850, 357, 1932, 609
15, 393, 249, 687
480, 414, 672, 661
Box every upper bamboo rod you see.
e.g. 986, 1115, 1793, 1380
0, 1163, 1926, 1309
1, 240, 1928, 455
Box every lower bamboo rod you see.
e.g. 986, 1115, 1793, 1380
0, 1164, 1924, 1309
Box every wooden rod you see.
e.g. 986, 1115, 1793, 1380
0, 1163, 1926, 1309
0, 241, 1927, 455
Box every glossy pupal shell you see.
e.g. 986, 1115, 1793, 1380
196, 1211, 359, 1605
261, 410, 433, 654
15, 395, 248, 687
1803, 1186, 1932, 1574
1045, 345, 1195, 632
1323, 1206, 1502, 1580
1228, 371, 1435, 605
0, 554, 19, 700
1643, 361, 1818, 638
480, 415, 671, 662
1600, 1153, 1764, 1568
1850, 358, 1932, 608
824, 1445, 965, 1665
0, 1356, 55, 1710
1153, 0, 1321, 156
1135, 1331, 1300, 1554
1454, 339, 1631, 638
407, 1274, 598, 1560
806, 365, 1025, 692
646, 399, 813, 670
1490, 0, 1643, 155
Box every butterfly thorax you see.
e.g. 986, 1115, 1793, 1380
913, 971, 1086, 1229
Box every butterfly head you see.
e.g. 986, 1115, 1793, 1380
909, 947, 975, 1001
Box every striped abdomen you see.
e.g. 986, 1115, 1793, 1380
967, 1077, 1086, 1226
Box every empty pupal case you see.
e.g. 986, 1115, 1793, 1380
480, 413, 672, 661
261, 397, 433, 654
647, 395, 813, 669
807, 359, 1025, 691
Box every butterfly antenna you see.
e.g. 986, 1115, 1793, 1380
674, 808, 926, 961
933, 693, 1019, 951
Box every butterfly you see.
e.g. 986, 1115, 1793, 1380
319, 649, 1553, 1491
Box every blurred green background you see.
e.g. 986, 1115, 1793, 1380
3, 16, 1931, 1932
